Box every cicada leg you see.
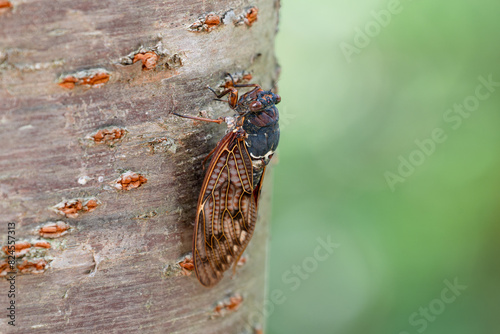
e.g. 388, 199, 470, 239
232, 83, 260, 88
171, 112, 225, 124
207, 86, 239, 108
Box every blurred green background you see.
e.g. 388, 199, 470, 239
268, 1, 500, 333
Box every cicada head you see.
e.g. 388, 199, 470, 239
247, 91, 280, 111
237, 88, 280, 113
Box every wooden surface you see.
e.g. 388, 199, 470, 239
0, 0, 280, 332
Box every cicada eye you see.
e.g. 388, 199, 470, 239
250, 100, 263, 111
274, 95, 281, 104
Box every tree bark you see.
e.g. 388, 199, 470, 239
0, 0, 279, 332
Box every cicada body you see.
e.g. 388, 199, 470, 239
174, 77, 280, 287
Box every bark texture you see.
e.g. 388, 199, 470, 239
0, 0, 280, 333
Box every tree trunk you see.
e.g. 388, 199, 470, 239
0, 0, 279, 332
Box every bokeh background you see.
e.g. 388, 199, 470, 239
268, 1, 500, 333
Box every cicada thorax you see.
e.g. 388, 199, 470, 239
237, 90, 280, 168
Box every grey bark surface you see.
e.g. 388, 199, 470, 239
0, 0, 279, 333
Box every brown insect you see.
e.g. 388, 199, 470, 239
173, 74, 280, 287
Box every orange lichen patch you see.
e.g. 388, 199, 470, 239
17, 258, 48, 274
34, 241, 51, 249
2, 240, 52, 257
1, 258, 50, 277
80, 72, 109, 86
52, 197, 100, 218
204, 13, 221, 29
0, 260, 9, 271
92, 127, 127, 144
133, 51, 158, 70
58, 70, 110, 89
2, 241, 31, 257
0, 1, 12, 8
85, 198, 98, 211
0, 259, 12, 277
0, 1, 12, 14
39, 221, 70, 238
58, 76, 78, 89
114, 171, 147, 191
163, 254, 195, 277
54, 200, 83, 217
178, 256, 194, 276
244, 7, 258, 26
120, 45, 183, 73
213, 294, 243, 317
189, 13, 222, 32
234, 7, 258, 27
0, 260, 9, 273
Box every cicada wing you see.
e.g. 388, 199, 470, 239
193, 133, 261, 287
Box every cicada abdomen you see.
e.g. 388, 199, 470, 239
174, 75, 280, 287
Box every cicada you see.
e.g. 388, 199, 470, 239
173, 75, 280, 287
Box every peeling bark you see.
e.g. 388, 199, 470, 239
0, 0, 280, 332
